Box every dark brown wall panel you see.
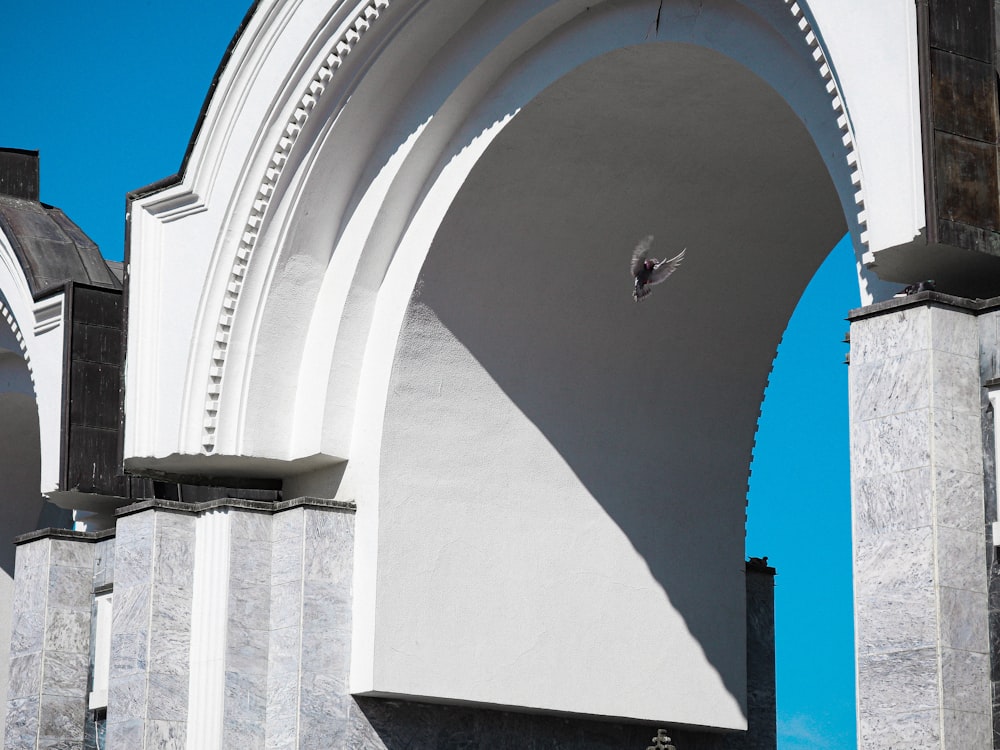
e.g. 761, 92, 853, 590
930, 48, 997, 141
934, 132, 1000, 229
929, 0, 993, 60
62, 284, 126, 496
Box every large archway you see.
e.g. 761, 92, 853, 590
123, 0, 925, 732
366, 40, 844, 724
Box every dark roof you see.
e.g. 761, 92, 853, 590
0, 195, 122, 298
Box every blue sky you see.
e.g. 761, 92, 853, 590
2, 2, 860, 746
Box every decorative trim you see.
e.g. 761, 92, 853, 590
198, 0, 873, 453
0, 294, 33, 387
749, 0, 872, 505
187, 509, 231, 747
847, 289, 996, 321
32, 295, 63, 335
784, 0, 869, 253
202, 0, 392, 451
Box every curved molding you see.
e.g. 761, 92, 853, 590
0, 298, 31, 382
123, 0, 923, 475
784, 0, 872, 272
0, 234, 34, 381
199, 0, 869, 456
202, 0, 392, 452
0, 227, 65, 493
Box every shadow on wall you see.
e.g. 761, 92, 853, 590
0, 391, 48, 578
378, 44, 845, 712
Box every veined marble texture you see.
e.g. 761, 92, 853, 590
100, 500, 358, 748
849, 300, 992, 750
977, 311, 1000, 381
4, 535, 95, 750
107, 508, 196, 749
850, 307, 932, 364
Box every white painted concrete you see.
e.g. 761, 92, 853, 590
364, 41, 843, 725
186, 509, 232, 747
125, 0, 919, 475
121, 0, 928, 727
0, 228, 65, 495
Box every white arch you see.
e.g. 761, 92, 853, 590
126, 0, 919, 472
0, 225, 62, 735
124, 0, 924, 726
0, 227, 66, 495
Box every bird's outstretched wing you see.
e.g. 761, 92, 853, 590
647, 248, 685, 285
630, 235, 654, 276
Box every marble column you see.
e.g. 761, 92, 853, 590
266, 502, 355, 750
218, 508, 271, 749
4, 532, 97, 749
105, 506, 196, 748
850, 300, 991, 748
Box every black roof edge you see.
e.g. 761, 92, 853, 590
126, 173, 182, 203
126, 0, 262, 205
0, 147, 39, 158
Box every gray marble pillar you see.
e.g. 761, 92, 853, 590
105, 506, 196, 748
266, 502, 355, 750
850, 300, 991, 748
222, 509, 272, 750
4, 532, 96, 749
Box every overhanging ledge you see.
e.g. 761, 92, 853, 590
122, 451, 344, 487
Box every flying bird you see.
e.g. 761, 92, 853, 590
631, 235, 685, 301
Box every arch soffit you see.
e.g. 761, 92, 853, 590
0, 226, 61, 492
143, 0, 888, 469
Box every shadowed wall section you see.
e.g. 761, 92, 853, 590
373, 44, 844, 726
0, 324, 45, 735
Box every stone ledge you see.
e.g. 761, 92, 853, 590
13, 498, 356, 544
13, 527, 116, 546
848, 291, 1000, 322
115, 495, 356, 518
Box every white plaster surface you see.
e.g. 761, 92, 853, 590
120, 0, 929, 729
125, 0, 922, 472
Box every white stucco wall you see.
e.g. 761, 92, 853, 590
361, 41, 845, 725
122, 0, 926, 728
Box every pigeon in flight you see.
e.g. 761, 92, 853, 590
631, 235, 685, 301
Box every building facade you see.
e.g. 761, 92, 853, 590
1, 0, 1000, 747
